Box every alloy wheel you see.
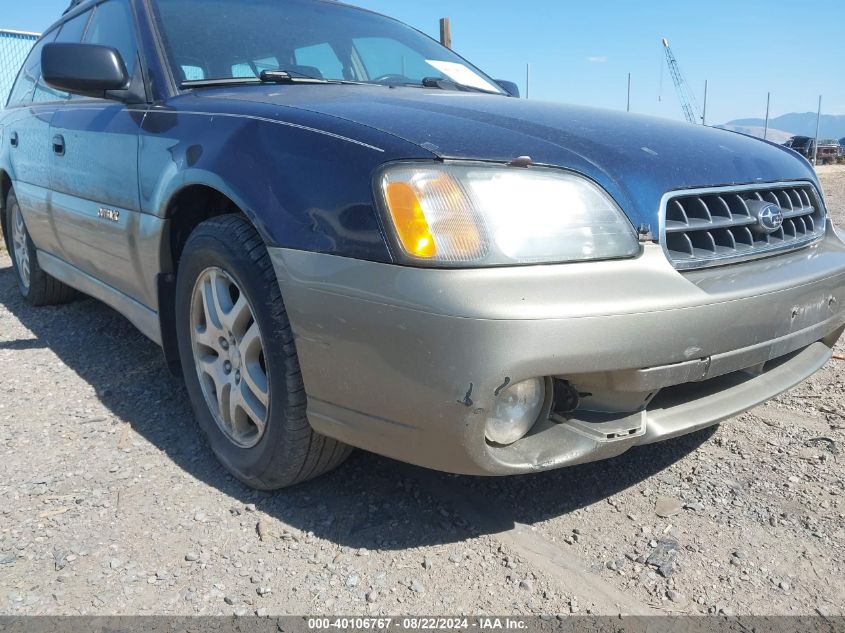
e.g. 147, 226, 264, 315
11, 204, 30, 290
189, 267, 269, 448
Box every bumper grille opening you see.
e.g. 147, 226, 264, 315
661, 183, 826, 269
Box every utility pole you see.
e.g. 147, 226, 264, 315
439, 18, 452, 49
763, 92, 771, 140
702, 80, 708, 126
525, 63, 530, 100
627, 73, 631, 112
813, 95, 822, 165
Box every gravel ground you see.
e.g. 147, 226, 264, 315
1, 168, 844, 618
818, 165, 845, 225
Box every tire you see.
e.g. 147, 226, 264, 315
4, 190, 75, 306
175, 214, 352, 489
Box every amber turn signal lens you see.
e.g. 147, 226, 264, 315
384, 181, 437, 258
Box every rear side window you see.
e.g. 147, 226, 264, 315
6, 32, 57, 108
84, 0, 139, 76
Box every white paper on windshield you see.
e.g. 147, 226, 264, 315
425, 60, 500, 93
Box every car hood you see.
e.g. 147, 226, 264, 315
202, 85, 819, 229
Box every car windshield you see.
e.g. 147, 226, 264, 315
149, 0, 506, 94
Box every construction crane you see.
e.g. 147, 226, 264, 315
662, 38, 703, 125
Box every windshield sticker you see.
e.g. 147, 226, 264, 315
425, 60, 500, 93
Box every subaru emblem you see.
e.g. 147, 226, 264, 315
747, 200, 784, 234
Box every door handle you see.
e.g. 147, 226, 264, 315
9, 131, 18, 148
52, 134, 65, 156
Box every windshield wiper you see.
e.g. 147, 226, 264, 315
180, 69, 368, 89
421, 76, 503, 96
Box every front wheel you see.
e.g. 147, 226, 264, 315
174, 215, 351, 489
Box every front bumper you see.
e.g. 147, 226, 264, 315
269, 226, 845, 476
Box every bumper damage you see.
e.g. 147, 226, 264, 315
269, 227, 845, 476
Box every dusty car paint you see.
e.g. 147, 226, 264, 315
207, 85, 821, 232
137, 97, 432, 264
1, 0, 844, 478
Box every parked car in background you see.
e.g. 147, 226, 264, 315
840, 138, 845, 158
2, 0, 845, 489
784, 137, 842, 164
783, 136, 813, 158
815, 139, 842, 165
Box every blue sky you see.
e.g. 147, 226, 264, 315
5, 0, 844, 125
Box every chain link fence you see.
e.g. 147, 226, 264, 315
0, 30, 40, 109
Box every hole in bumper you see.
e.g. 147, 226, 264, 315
487, 340, 833, 472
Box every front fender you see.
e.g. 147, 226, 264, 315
148, 165, 264, 237
139, 100, 437, 262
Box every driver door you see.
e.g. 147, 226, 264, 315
48, 0, 150, 305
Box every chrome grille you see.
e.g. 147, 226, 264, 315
660, 183, 826, 270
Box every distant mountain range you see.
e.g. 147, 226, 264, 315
719, 113, 845, 142
717, 125, 794, 144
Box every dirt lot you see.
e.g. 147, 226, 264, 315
1, 167, 845, 618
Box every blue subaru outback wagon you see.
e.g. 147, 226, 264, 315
2, 0, 844, 488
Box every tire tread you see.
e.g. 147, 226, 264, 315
178, 214, 351, 489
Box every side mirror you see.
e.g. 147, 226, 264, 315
42, 43, 129, 98
495, 80, 520, 98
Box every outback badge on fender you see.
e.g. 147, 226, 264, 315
747, 199, 784, 234
97, 208, 120, 222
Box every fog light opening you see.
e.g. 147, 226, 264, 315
485, 377, 546, 446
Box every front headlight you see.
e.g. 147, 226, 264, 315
377, 163, 639, 266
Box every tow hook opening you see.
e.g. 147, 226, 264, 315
552, 379, 584, 416
549, 378, 646, 442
